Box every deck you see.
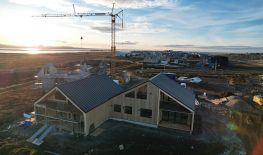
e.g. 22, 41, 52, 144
158, 121, 191, 131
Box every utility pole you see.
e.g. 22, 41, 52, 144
215, 59, 217, 72
80, 36, 83, 48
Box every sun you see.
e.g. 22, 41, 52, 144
0, 11, 68, 47
26, 48, 40, 54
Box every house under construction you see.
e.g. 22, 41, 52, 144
34, 73, 197, 136
36, 61, 93, 92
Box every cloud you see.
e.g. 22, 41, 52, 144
9, 0, 176, 10
161, 44, 255, 49
228, 25, 263, 35
116, 41, 137, 45
5, 0, 263, 49
90, 21, 123, 33
9, 0, 73, 11
159, 44, 263, 53
145, 2, 263, 29
83, 0, 174, 9
8, 0, 92, 12
161, 44, 197, 48
89, 20, 168, 34
51, 40, 68, 44
127, 22, 168, 33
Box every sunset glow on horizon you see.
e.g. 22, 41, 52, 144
0, 0, 263, 52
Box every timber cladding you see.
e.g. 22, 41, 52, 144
110, 82, 160, 125
85, 100, 112, 134
34, 74, 196, 135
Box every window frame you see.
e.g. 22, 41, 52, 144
124, 106, 132, 114
136, 85, 148, 100
140, 108, 152, 118
113, 104, 122, 112
125, 91, 135, 98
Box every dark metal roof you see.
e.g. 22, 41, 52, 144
57, 74, 122, 113
150, 74, 196, 111
121, 79, 148, 92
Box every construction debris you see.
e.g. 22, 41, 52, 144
253, 95, 263, 105
119, 144, 124, 150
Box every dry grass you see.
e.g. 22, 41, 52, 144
0, 85, 43, 125
0, 52, 111, 126
0, 138, 40, 155
0, 52, 110, 71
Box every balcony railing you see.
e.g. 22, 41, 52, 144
160, 100, 190, 113
136, 93, 147, 99
35, 108, 82, 123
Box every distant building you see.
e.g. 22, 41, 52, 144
143, 52, 162, 64
197, 55, 228, 69
129, 51, 145, 59
143, 51, 176, 65
34, 73, 197, 136
160, 60, 168, 65
208, 56, 228, 68
116, 51, 127, 57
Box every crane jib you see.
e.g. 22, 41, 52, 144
34, 3, 123, 76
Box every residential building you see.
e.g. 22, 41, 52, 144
34, 73, 196, 135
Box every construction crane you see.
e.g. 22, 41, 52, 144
34, 3, 123, 76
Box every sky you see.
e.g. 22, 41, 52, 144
0, 0, 263, 52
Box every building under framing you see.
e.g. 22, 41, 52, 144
34, 73, 196, 135
36, 62, 92, 92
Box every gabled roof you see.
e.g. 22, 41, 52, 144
150, 74, 196, 111
57, 74, 122, 113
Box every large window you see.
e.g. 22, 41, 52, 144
36, 107, 45, 114
175, 113, 188, 124
162, 111, 170, 121
140, 108, 152, 118
56, 111, 67, 119
114, 104, 121, 112
160, 91, 172, 102
125, 91, 135, 98
54, 91, 66, 100
161, 110, 188, 125
73, 113, 80, 121
68, 113, 72, 120
124, 106, 132, 114
136, 85, 147, 99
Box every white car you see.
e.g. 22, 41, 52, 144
190, 77, 202, 83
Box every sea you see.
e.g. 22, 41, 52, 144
0, 48, 109, 54
0, 47, 262, 54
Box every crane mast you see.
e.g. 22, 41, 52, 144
34, 3, 123, 76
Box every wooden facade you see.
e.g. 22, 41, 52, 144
110, 82, 194, 133
34, 88, 85, 134
34, 81, 195, 135
110, 82, 160, 126
84, 100, 112, 134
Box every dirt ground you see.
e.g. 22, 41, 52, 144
0, 52, 112, 123
1, 119, 227, 155
0, 85, 42, 125
0, 101, 247, 155
42, 120, 226, 155
0, 52, 110, 71
0, 52, 263, 155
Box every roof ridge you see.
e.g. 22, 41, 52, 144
149, 73, 162, 81
56, 74, 122, 112
57, 74, 108, 87
150, 73, 195, 111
